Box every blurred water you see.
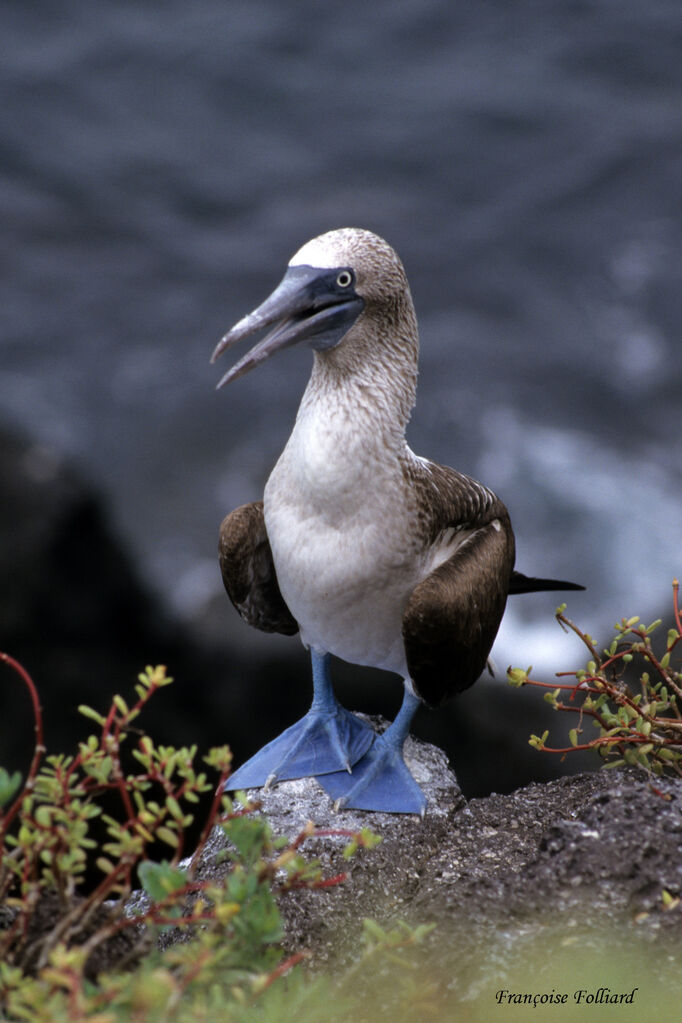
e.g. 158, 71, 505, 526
1, 0, 681, 671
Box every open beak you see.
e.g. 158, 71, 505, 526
211, 265, 363, 388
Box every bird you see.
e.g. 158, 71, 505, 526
211, 227, 583, 815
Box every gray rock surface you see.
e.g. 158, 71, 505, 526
191, 726, 682, 1001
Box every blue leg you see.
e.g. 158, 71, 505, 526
226, 650, 375, 791
318, 686, 426, 815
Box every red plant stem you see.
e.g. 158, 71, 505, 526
631, 626, 682, 703
305, 872, 347, 888
526, 676, 616, 722
539, 732, 679, 755
557, 611, 600, 662
632, 630, 665, 672
107, 732, 136, 826
275, 868, 348, 893
522, 676, 602, 695
673, 580, 682, 636
553, 698, 682, 739
297, 827, 365, 842
174, 946, 215, 999
0, 653, 46, 837
0, 908, 24, 961
83, 682, 165, 823
599, 652, 630, 674
83, 878, 227, 949
532, 668, 657, 724
187, 768, 234, 877
257, 952, 308, 994
540, 740, 617, 753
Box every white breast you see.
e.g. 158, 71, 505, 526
263, 396, 423, 676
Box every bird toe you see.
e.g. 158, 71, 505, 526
318, 738, 426, 815
225, 706, 374, 792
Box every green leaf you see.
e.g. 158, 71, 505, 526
138, 859, 188, 903
0, 767, 22, 808
78, 704, 106, 726
222, 814, 273, 868
363, 918, 388, 942
113, 695, 129, 716
156, 826, 180, 848
657, 748, 677, 762
507, 666, 529, 687
662, 889, 680, 910
165, 795, 184, 821
34, 805, 52, 828
529, 730, 549, 750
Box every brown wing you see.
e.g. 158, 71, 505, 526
402, 516, 514, 705
218, 501, 298, 636
400, 457, 515, 706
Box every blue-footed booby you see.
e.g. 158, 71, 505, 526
211, 228, 583, 815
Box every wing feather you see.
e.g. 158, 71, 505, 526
401, 455, 515, 705
403, 516, 514, 705
218, 501, 298, 636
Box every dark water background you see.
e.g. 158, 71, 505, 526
1, 1, 681, 775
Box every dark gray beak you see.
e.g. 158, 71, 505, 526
211, 265, 363, 388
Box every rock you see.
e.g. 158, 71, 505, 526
192, 721, 464, 960
190, 729, 682, 998
0, 890, 149, 980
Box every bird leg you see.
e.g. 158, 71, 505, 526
225, 650, 374, 792
318, 686, 426, 815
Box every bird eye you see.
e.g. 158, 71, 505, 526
336, 270, 353, 288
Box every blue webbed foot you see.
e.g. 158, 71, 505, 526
317, 686, 425, 815
317, 731, 426, 815
225, 650, 374, 792
225, 704, 374, 791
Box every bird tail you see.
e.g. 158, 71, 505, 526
509, 570, 585, 595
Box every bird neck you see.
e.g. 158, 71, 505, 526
298, 297, 419, 455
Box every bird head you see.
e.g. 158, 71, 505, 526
211, 228, 410, 388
